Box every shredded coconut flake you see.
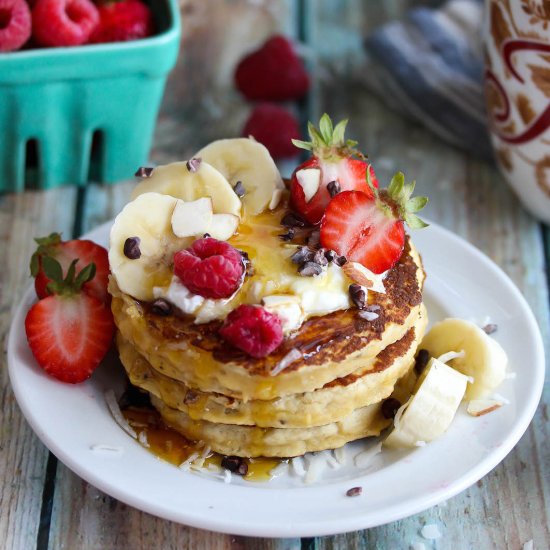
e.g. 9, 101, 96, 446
437, 350, 465, 364
179, 452, 200, 471
420, 524, 442, 540
291, 456, 306, 476
358, 310, 379, 321
334, 445, 347, 465
505, 372, 517, 379
104, 390, 137, 439
522, 540, 534, 550
325, 451, 341, 469
270, 461, 289, 478
354, 442, 383, 468
223, 469, 232, 484
304, 453, 326, 484
415, 440, 426, 447
194, 445, 211, 468
138, 431, 149, 448
90, 444, 124, 456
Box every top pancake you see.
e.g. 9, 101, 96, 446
111, 238, 425, 401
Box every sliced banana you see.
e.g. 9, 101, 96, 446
132, 161, 242, 217
195, 138, 284, 215
109, 192, 192, 301
420, 318, 507, 399
384, 357, 469, 448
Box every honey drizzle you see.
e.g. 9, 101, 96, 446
122, 406, 283, 482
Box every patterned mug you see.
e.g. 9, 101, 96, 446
484, 0, 550, 224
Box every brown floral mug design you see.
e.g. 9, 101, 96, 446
484, 0, 550, 223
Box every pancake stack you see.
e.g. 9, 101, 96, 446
111, 238, 427, 458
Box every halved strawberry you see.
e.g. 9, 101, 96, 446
25, 257, 115, 384
320, 172, 428, 273
290, 114, 378, 224
30, 233, 110, 304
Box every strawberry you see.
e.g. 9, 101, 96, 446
25, 257, 115, 384
242, 103, 301, 159
89, 0, 153, 44
320, 171, 428, 274
30, 233, 110, 304
289, 114, 378, 225
234, 35, 309, 101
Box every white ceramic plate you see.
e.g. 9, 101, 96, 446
8, 220, 545, 537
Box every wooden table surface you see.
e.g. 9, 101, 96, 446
1, 1, 548, 549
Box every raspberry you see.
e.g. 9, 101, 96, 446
219, 305, 283, 358
235, 34, 310, 101
242, 104, 301, 159
90, 0, 153, 44
173, 237, 244, 300
32, 0, 99, 47
0, 0, 31, 52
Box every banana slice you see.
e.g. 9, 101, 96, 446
195, 138, 284, 215
132, 161, 241, 217
109, 192, 192, 301
420, 318, 507, 399
384, 357, 469, 448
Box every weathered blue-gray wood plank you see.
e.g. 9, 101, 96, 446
0, 187, 78, 550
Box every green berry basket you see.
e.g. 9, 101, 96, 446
0, 0, 181, 192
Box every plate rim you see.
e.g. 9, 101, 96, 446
7, 219, 546, 538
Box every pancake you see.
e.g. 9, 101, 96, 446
151, 393, 392, 458
116, 304, 427, 428
111, 238, 425, 401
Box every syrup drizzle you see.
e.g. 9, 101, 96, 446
122, 406, 282, 482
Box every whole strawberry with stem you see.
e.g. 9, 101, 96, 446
25, 256, 115, 384
320, 170, 428, 274
290, 114, 378, 225
30, 233, 110, 304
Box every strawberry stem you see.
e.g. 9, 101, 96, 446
368, 170, 429, 229
292, 113, 363, 162
30, 232, 62, 277
42, 256, 96, 296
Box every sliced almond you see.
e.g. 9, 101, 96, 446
467, 399, 503, 417
269, 188, 284, 210
343, 262, 386, 294
296, 168, 321, 202
208, 213, 240, 240
171, 197, 213, 238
